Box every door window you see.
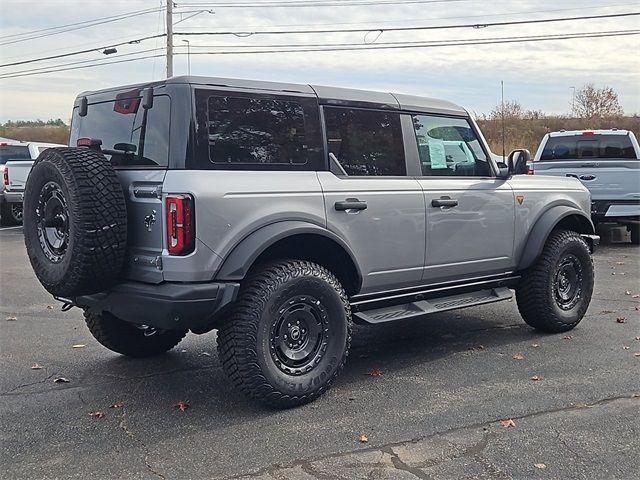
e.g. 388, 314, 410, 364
412, 115, 491, 177
323, 107, 405, 176
207, 95, 307, 165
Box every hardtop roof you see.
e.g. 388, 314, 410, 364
77, 75, 467, 116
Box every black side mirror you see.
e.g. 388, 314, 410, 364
142, 88, 154, 109
507, 149, 531, 175
496, 161, 510, 179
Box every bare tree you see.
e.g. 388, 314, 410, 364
573, 84, 623, 119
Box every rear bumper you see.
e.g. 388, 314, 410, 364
592, 200, 640, 220
74, 280, 240, 333
3, 191, 23, 204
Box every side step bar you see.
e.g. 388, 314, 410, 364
353, 287, 513, 324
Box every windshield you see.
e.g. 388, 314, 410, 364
540, 134, 638, 160
69, 93, 170, 167
0, 145, 31, 164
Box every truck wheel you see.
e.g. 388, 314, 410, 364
84, 311, 187, 358
217, 260, 352, 408
23, 148, 127, 297
516, 230, 594, 333
1, 202, 22, 226
630, 225, 640, 245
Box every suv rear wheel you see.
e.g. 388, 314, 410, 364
516, 230, 594, 333
217, 260, 352, 408
84, 311, 187, 357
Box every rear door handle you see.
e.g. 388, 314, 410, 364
335, 198, 367, 211
432, 197, 458, 208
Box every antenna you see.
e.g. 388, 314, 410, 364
501, 80, 506, 162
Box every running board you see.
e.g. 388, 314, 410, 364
353, 287, 512, 324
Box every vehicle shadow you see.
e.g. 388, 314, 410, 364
92, 301, 545, 418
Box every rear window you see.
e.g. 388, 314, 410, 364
69, 93, 170, 167
540, 134, 637, 160
0, 145, 30, 164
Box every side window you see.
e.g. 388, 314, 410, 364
207, 95, 307, 165
323, 107, 405, 176
412, 115, 491, 177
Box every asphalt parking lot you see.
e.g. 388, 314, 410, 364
1, 225, 639, 480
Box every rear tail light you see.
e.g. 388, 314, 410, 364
3, 167, 8, 186
166, 194, 195, 255
582, 131, 595, 136
526, 166, 534, 175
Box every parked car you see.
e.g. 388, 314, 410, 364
22, 76, 598, 407
531, 129, 640, 243
1, 140, 65, 225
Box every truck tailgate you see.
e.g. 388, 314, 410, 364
5, 160, 34, 192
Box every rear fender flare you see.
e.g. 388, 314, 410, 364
215, 220, 362, 286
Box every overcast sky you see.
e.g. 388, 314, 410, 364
0, 0, 638, 122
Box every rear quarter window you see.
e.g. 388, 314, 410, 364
0, 145, 31, 164
540, 134, 638, 160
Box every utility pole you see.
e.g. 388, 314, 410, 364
166, 0, 173, 78
501, 80, 505, 162
570, 86, 576, 117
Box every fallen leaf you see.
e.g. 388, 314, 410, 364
616, 317, 627, 323
6, 316, 17, 321
110, 402, 124, 409
601, 310, 614, 314
72, 344, 86, 349
635, 337, 640, 341
512, 353, 524, 360
368, 368, 383, 377
500, 419, 516, 428
358, 434, 369, 443
635, 353, 640, 357
173, 400, 190, 412
625, 291, 631, 295
563, 335, 573, 340
531, 344, 540, 348
623, 346, 630, 350
611, 272, 616, 275
531, 375, 543, 381
633, 294, 640, 299
53, 377, 70, 383
616, 262, 625, 265
31, 363, 43, 370
88, 411, 105, 419
534, 463, 547, 470
636, 307, 639, 311
46, 305, 53, 310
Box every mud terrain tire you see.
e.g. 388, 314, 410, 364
23, 148, 127, 297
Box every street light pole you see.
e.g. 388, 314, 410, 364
182, 39, 191, 75
570, 86, 576, 116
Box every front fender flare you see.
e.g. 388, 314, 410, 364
214, 220, 362, 286
517, 206, 594, 270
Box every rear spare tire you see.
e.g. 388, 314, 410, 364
23, 147, 127, 297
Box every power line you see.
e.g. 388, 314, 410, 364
1, 29, 636, 80
0, 34, 166, 68
172, 29, 640, 54
0, 54, 165, 80
173, 11, 640, 37
176, 0, 469, 7
174, 29, 640, 49
0, 7, 164, 46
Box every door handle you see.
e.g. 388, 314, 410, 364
432, 197, 458, 208
335, 199, 367, 211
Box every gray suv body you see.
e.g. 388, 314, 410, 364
22, 76, 599, 407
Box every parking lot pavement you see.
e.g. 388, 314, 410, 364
1, 226, 639, 480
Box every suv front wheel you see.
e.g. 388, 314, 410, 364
516, 230, 594, 333
217, 260, 352, 408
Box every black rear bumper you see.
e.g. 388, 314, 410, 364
74, 281, 240, 333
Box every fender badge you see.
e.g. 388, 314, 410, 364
516, 195, 525, 205
144, 209, 157, 232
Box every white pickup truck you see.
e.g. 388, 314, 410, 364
1, 140, 65, 225
531, 129, 640, 244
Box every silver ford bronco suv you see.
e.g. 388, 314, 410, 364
23, 76, 599, 408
